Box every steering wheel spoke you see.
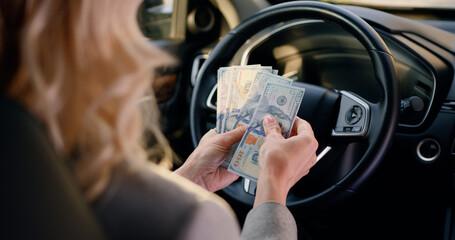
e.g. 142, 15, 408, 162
205, 84, 217, 111
331, 91, 370, 138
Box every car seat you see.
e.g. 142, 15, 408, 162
0, 97, 105, 239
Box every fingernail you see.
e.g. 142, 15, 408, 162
263, 115, 274, 124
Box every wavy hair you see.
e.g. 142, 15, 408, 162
0, 0, 174, 200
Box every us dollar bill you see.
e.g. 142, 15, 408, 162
227, 82, 305, 181
222, 66, 274, 133
216, 67, 231, 133
232, 72, 293, 129
218, 66, 275, 168
221, 72, 293, 167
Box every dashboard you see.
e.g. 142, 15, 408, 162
231, 19, 442, 130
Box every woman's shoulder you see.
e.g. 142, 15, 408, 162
92, 160, 239, 239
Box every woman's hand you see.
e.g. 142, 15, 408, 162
254, 115, 318, 207
174, 126, 246, 192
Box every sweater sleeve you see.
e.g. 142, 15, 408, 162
93, 161, 243, 240
178, 199, 241, 240
241, 201, 298, 240
93, 161, 297, 240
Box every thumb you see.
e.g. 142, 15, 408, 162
263, 115, 282, 137
219, 125, 247, 145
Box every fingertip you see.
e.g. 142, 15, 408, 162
236, 124, 248, 132
208, 128, 218, 136
221, 125, 248, 144
263, 115, 275, 125
263, 115, 282, 137
200, 128, 217, 141
231, 125, 247, 137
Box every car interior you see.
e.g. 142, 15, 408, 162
3, 0, 455, 239
139, 0, 455, 239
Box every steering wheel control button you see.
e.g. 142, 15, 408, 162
417, 138, 441, 163
346, 105, 363, 125
334, 126, 362, 133
332, 91, 370, 137
334, 126, 344, 132
352, 126, 362, 132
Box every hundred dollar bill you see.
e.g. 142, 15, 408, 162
222, 66, 274, 133
216, 67, 231, 133
218, 66, 263, 132
221, 72, 292, 167
227, 82, 305, 181
218, 66, 267, 133
231, 72, 292, 129
218, 66, 275, 168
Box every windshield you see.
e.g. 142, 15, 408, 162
270, 0, 455, 10
327, 0, 455, 10
138, 0, 174, 39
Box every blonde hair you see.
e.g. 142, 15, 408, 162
1, 0, 173, 200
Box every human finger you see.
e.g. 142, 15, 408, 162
263, 115, 282, 138
200, 128, 218, 142
289, 116, 303, 137
293, 118, 314, 137
217, 125, 247, 146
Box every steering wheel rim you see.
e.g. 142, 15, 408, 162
190, 1, 399, 211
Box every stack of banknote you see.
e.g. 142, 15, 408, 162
216, 65, 305, 182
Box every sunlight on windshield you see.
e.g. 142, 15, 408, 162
138, 0, 174, 39
162, 0, 173, 12
328, 0, 455, 9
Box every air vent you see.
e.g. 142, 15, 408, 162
441, 101, 455, 112
452, 137, 455, 155
191, 54, 209, 86
187, 7, 215, 34
416, 79, 432, 94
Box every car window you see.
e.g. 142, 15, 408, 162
138, 0, 174, 39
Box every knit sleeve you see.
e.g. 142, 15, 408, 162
241, 201, 297, 240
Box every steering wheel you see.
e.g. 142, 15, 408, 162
190, 1, 398, 212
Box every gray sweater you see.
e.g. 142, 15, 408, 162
93, 161, 297, 239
